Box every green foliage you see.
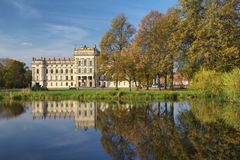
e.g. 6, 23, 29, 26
0, 59, 31, 89
222, 68, 240, 99
190, 69, 223, 96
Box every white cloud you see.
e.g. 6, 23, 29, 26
44, 24, 88, 41
21, 41, 33, 46
7, 0, 41, 18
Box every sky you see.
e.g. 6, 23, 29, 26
0, 0, 178, 67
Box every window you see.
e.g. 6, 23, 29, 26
84, 68, 86, 73
89, 61, 92, 66
36, 76, 38, 80
71, 82, 73, 86
66, 82, 68, 86
66, 69, 68, 74
71, 76, 73, 80
56, 69, 58, 74
79, 69, 81, 73
61, 69, 63, 74
89, 68, 92, 73
46, 69, 48, 74
66, 76, 68, 80
71, 69, 73, 73
51, 69, 53, 74
78, 61, 81, 66
36, 69, 39, 74
84, 60, 87, 66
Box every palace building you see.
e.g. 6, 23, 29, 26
32, 46, 100, 89
32, 45, 137, 89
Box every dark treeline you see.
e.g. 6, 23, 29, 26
0, 59, 31, 89
98, 0, 240, 90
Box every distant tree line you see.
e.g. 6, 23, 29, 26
98, 0, 240, 90
0, 60, 32, 89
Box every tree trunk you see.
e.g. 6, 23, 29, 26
146, 74, 149, 90
164, 74, 167, 90
170, 102, 174, 126
134, 80, 139, 91
170, 62, 174, 90
116, 78, 119, 90
157, 73, 161, 90
129, 80, 132, 91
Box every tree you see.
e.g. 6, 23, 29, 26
2, 60, 30, 88
134, 11, 163, 90
191, 0, 240, 71
172, 0, 240, 79
171, 0, 205, 79
119, 46, 138, 91
0, 68, 4, 88
99, 15, 136, 89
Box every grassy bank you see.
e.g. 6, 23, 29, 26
0, 89, 238, 103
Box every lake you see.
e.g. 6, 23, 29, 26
0, 100, 239, 160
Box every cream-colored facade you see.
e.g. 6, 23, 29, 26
32, 46, 99, 89
32, 46, 136, 89
32, 101, 131, 129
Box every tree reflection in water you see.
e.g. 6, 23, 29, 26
0, 101, 25, 119
97, 101, 240, 160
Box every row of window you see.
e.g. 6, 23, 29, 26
46, 69, 73, 74
36, 68, 93, 74
48, 82, 73, 87
35, 76, 74, 81
78, 68, 93, 74
36, 103, 94, 108
46, 76, 74, 81
78, 60, 93, 66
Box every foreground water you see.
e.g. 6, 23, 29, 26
0, 100, 239, 160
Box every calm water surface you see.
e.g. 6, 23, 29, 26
0, 100, 239, 160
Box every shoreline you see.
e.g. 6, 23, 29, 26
0, 89, 239, 103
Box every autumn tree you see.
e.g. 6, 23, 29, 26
134, 11, 163, 90
170, 0, 205, 79
99, 15, 136, 89
192, 0, 240, 71
172, 0, 240, 79
119, 46, 139, 91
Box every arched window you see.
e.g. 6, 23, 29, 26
84, 68, 87, 73
36, 69, 39, 74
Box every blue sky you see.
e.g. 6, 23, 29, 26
0, 0, 178, 66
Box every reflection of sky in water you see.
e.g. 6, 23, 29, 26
0, 101, 238, 160
0, 105, 109, 160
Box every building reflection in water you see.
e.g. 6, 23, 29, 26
32, 101, 111, 129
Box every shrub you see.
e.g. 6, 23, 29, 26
190, 69, 223, 96
222, 68, 240, 99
